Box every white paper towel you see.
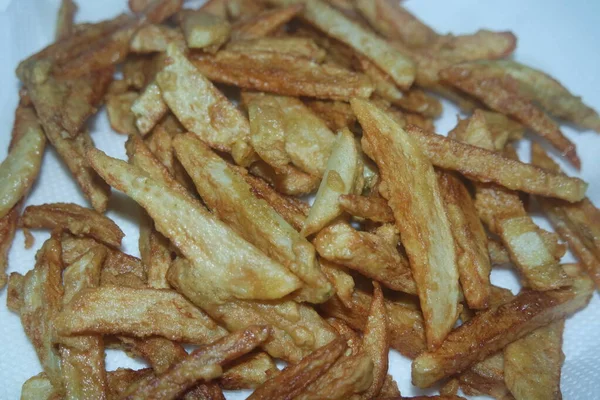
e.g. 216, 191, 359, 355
0, 1, 598, 399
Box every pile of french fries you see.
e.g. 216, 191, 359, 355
2, 0, 599, 399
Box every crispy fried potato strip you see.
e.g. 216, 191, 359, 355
180, 10, 231, 52
22, 202, 124, 248
88, 148, 301, 301
157, 45, 253, 166
248, 338, 346, 400
412, 271, 593, 388
303, 128, 361, 236
56, 0, 78, 40
314, 223, 416, 294
131, 82, 168, 135
304, 100, 358, 132
55, 286, 227, 343
106, 91, 139, 135
219, 352, 278, 390
124, 326, 270, 400
249, 161, 321, 196
227, 37, 326, 61
353, 99, 459, 349
173, 133, 332, 303
232, 4, 304, 40
338, 194, 394, 223
191, 50, 374, 101
130, 24, 184, 53
504, 321, 565, 400
404, 125, 587, 202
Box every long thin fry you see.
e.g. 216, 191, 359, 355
232, 4, 304, 40
56, 0, 78, 40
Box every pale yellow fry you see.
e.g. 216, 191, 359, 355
173, 133, 332, 304
180, 10, 231, 52
352, 98, 459, 349
131, 81, 168, 135
55, 286, 227, 343
504, 321, 565, 400
302, 128, 361, 237
271, 0, 415, 89
156, 44, 253, 166
88, 148, 301, 301
0, 109, 45, 219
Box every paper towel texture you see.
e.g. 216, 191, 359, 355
0, 1, 598, 399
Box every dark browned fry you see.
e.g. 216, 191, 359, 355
248, 338, 346, 400
232, 4, 304, 40
22, 203, 124, 248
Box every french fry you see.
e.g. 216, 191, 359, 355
319, 259, 355, 308
55, 286, 228, 343
101, 245, 148, 289
487, 239, 511, 266
218, 352, 278, 390
411, 270, 594, 388
106, 91, 139, 135
271, 0, 415, 89
22, 203, 124, 248
139, 217, 172, 289
122, 54, 160, 90
173, 133, 333, 303
131, 81, 168, 135
504, 321, 565, 400
458, 353, 511, 400
227, 37, 326, 61
479, 110, 525, 147
130, 24, 184, 53
180, 10, 231, 52
21, 373, 60, 400
0, 106, 45, 219
19, 236, 64, 389
106, 368, 154, 399
437, 171, 491, 309
7, 272, 25, 313
59, 246, 108, 400
231, 4, 304, 40
157, 44, 254, 166
88, 148, 302, 300
338, 194, 394, 223
247, 338, 347, 400
302, 128, 362, 236
403, 124, 587, 202
531, 143, 600, 289
304, 99, 358, 132
56, 0, 78, 40
119, 336, 187, 374
249, 161, 321, 196
168, 258, 338, 363
314, 223, 417, 294
440, 63, 580, 168
352, 98, 460, 349
227, 0, 266, 21
123, 326, 270, 400
190, 50, 374, 101
320, 289, 427, 359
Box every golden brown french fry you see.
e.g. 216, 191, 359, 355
119, 336, 187, 375
90, 148, 301, 299
411, 271, 594, 388
168, 257, 338, 363
124, 326, 270, 400
531, 143, 600, 289
219, 352, 278, 390
139, 217, 172, 289
353, 98, 459, 349
403, 124, 587, 202
22, 203, 124, 248
106, 91, 138, 135
59, 246, 108, 400
319, 259, 355, 308
320, 289, 426, 359
247, 338, 346, 400
180, 10, 231, 52
157, 45, 254, 166
20, 236, 64, 389
437, 171, 491, 309
314, 223, 416, 294
191, 50, 374, 101
271, 0, 415, 89
227, 37, 326, 61
130, 24, 184, 53
504, 321, 565, 400
231, 4, 304, 40
173, 133, 332, 303
338, 194, 394, 223
458, 353, 511, 400
245, 93, 335, 176
107, 368, 154, 399
131, 82, 168, 136
249, 161, 321, 196
479, 110, 525, 147
55, 286, 227, 343
304, 100, 358, 132
360, 282, 388, 399
303, 129, 361, 236
440, 63, 580, 168
21, 373, 60, 400
56, 0, 78, 40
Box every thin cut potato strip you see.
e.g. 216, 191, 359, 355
22, 202, 124, 248
168, 258, 338, 363
404, 124, 587, 202
55, 286, 228, 343
156, 44, 254, 166
249, 161, 321, 196
55, 0, 77, 40
124, 326, 270, 400
173, 133, 333, 303
231, 4, 304, 40
131, 81, 168, 135
314, 223, 417, 294
88, 148, 301, 301
219, 352, 278, 390
338, 194, 394, 223
270, 0, 415, 89
247, 338, 346, 400
504, 321, 565, 400
190, 50, 374, 101
411, 271, 594, 388
180, 10, 231, 52
227, 37, 326, 61
352, 98, 460, 349
106, 91, 139, 135
304, 99, 358, 132
458, 353, 511, 400
302, 128, 361, 237
130, 24, 184, 53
